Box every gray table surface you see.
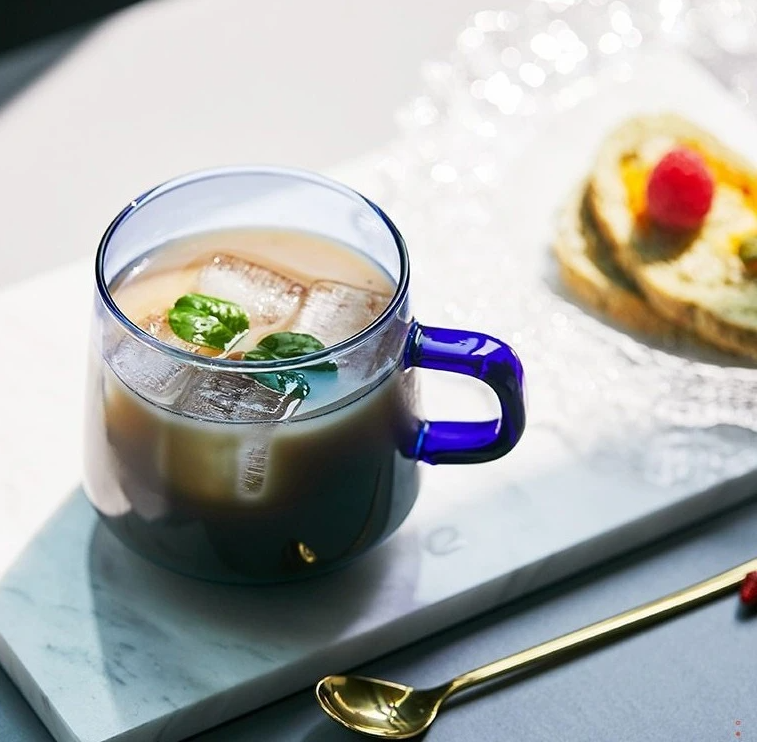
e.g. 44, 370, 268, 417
1, 23, 756, 742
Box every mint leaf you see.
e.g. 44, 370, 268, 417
167, 309, 237, 350
240, 348, 276, 362
258, 332, 338, 371
258, 332, 325, 357
168, 293, 249, 350
255, 371, 310, 398
228, 332, 336, 397
174, 294, 249, 335
241, 351, 311, 398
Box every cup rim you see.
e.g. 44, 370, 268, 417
95, 165, 411, 372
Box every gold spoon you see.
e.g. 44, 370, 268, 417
316, 557, 757, 738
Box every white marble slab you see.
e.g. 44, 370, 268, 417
2, 51, 757, 742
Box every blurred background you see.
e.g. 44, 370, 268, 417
2, 0, 757, 287
0, 0, 488, 284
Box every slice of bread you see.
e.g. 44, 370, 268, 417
589, 113, 757, 360
554, 185, 677, 336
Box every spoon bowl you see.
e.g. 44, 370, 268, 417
315, 675, 446, 739
315, 558, 757, 738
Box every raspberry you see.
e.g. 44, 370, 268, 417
740, 571, 757, 606
646, 147, 714, 230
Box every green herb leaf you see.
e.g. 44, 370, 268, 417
257, 371, 310, 398
174, 293, 250, 335
241, 351, 311, 398
168, 293, 249, 350
240, 347, 276, 362
258, 332, 326, 357
258, 332, 338, 371
167, 309, 236, 350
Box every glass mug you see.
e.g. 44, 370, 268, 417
84, 167, 526, 583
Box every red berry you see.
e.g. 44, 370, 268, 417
646, 147, 714, 230
740, 571, 757, 606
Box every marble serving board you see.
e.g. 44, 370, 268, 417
3, 50, 757, 742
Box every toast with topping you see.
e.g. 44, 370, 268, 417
588, 113, 757, 360
554, 186, 677, 336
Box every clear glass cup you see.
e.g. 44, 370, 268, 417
84, 167, 526, 583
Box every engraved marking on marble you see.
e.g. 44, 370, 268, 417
424, 526, 467, 556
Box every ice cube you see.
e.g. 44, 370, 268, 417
290, 281, 392, 347
196, 254, 305, 326
177, 371, 303, 422
109, 313, 195, 402
237, 437, 270, 498
140, 312, 200, 351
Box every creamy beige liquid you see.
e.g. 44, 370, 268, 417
114, 228, 394, 352
85, 228, 420, 583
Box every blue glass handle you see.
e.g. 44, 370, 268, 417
406, 324, 526, 465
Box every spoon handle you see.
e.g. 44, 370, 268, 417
446, 557, 757, 697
